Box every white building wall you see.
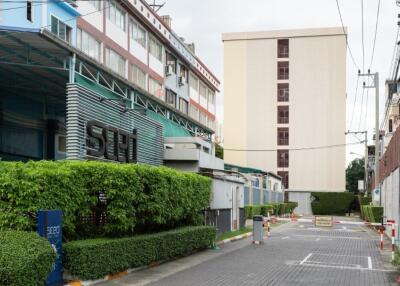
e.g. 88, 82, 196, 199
381, 168, 400, 243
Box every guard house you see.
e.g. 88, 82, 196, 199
0, 0, 219, 164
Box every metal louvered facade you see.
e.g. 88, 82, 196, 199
66, 83, 163, 165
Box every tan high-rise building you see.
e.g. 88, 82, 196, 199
222, 27, 346, 214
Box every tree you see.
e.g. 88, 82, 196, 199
346, 158, 365, 194
215, 143, 223, 159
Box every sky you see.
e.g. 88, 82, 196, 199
158, 0, 399, 165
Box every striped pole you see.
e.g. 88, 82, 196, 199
380, 227, 384, 250
267, 212, 271, 237
388, 219, 396, 261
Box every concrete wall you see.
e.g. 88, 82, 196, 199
223, 27, 346, 193
381, 168, 400, 244
288, 191, 312, 215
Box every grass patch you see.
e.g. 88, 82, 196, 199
392, 248, 400, 268
216, 226, 252, 241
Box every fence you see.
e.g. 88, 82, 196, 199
243, 186, 284, 206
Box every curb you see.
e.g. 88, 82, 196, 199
215, 232, 252, 246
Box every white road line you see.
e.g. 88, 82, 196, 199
299, 225, 305, 228
368, 257, 372, 269
315, 238, 320, 241
282, 236, 289, 240
300, 253, 312, 265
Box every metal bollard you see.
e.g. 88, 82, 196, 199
253, 215, 264, 244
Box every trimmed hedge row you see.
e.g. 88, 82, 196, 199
0, 161, 211, 239
0, 231, 56, 286
361, 205, 383, 223
244, 202, 298, 219
63, 226, 216, 280
311, 192, 355, 215
358, 195, 372, 219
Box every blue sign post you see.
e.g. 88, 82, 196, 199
38, 210, 63, 286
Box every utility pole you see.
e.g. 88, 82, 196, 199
358, 71, 380, 204
346, 130, 368, 194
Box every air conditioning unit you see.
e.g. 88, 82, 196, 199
165, 65, 173, 76
178, 76, 184, 86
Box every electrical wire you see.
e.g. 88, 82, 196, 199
363, 83, 370, 132
357, 83, 366, 132
335, 0, 360, 71
368, 0, 381, 70
348, 76, 360, 131
224, 142, 362, 152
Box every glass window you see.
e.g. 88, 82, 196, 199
278, 61, 289, 80
277, 106, 289, 124
129, 20, 146, 48
107, 0, 125, 30
166, 52, 177, 74
166, 89, 177, 107
199, 83, 206, 99
149, 37, 162, 61
88, 0, 101, 10
208, 90, 215, 105
27, 0, 32, 22
190, 105, 199, 120
199, 112, 207, 126
130, 64, 146, 90
277, 171, 289, 189
76, 29, 101, 61
189, 73, 198, 91
277, 83, 289, 102
51, 16, 72, 43
277, 150, 289, 168
179, 98, 188, 114
277, 39, 289, 58
149, 77, 163, 99
277, 128, 289, 145
179, 64, 188, 83
105, 48, 125, 77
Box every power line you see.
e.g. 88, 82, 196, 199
224, 142, 362, 152
348, 76, 360, 130
335, 0, 360, 70
0, 0, 110, 12
363, 84, 370, 132
368, 0, 381, 70
361, 0, 365, 72
357, 82, 366, 131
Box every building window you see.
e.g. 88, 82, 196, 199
107, 0, 125, 30
190, 105, 199, 120
277, 106, 289, 124
189, 73, 199, 91
27, 0, 33, 22
88, 0, 101, 10
179, 98, 188, 114
105, 48, 125, 77
51, 16, 72, 43
129, 20, 146, 48
149, 37, 162, 61
199, 112, 208, 126
278, 83, 289, 102
149, 77, 163, 99
208, 90, 215, 106
179, 64, 188, 83
76, 29, 101, 61
389, 119, 393, 133
199, 83, 207, 100
130, 64, 146, 90
278, 61, 289, 80
277, 128, 289, 145
166, 51, 176, 74
277, 171, 289, 189
166, 89, 176, 107
277, 150, 289, 168
208, 118, 215, 130
277, 39, 289, 58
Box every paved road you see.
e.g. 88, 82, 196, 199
101, 219, 398, 286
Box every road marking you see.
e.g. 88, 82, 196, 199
368, 256, 372, 269
282, 236, 289, 240
299, 225, 305, 228
294, 234, 361, 240
315, 238, 320, 241
300, 253, 312, 265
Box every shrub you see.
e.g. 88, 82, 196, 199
63, 226, 216, 280
362, 205, 383, 223
244, 203, 294, 218
311, 192, 355, 215
244, 206, 253, 219
0, 231, 56, 286
0, 161, 212, 240
358, 195, 372, 219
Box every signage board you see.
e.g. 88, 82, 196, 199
38, 210, 63, 286
315, 216, 333, 227
358, 180, 364, 191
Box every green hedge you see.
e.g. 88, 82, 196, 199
361, 205, 383, 223
311, 192, 355, 215
63, 226, 216, 280
358, 195, 372, 219
0, 161, 211, 239
244, 202, 297, 218
0, 231, 56, 286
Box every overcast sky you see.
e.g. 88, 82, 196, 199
159, 0, 399, 165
